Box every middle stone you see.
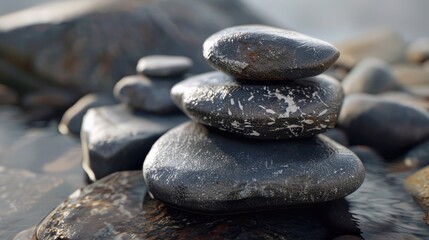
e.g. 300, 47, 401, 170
172, 71, 344, 139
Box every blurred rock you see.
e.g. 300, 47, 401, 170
381, 92, 429, 111
407, 37, 429, 64
403, 139, 429, 169
59, 93, 118, 136
408, 85, 429, 99
0, 84, 18, 105
338, 94, 429, 158
136, 55, 193, 77
405, 165, 429, 225
21, 89, 77, 109
331, 236, 363, 240
35, 171, 330, 240
342, 58, 404, 95
12, 227, 35, 240
335, 28, 406, 64
393, 64, 429, 86
0, 0, 264, 93
81, 104, 187, 181
350, 146, 385, 164
113, 75, 180, 114
322, 128, 349, 146
371, 233, 422, 240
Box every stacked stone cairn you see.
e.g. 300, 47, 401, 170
143, 25, 366, 213
81, 55, 190, 181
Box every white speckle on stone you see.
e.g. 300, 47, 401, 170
238, 100, 243, 111
258, 105, 266, 110
249, 130, 260, 136
230, 98, 235, 105
248, 94, 254, 101
228, 108, 232, 116
318, 109, 328, 116
320, 124, 327, 128
231, 120, 240, 128
266, 109, 276, 114
303, 119, 314, 124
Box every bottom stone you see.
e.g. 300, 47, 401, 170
35, 171, 357, 240
143, 122, 365, 213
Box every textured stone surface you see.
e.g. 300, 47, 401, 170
0, 0, 263, 93
407, 37, 429, 64
342, 58, 404, 95
35, 171, 336, 240
59, 93, 118, 136
136, 55, 193, 77
113, 75, 179, 113
143, 122, 365, 213
338, 94, 429, 158
203, 25, 339, 80
81, 104, 187, 181
405, 165, 429, 225
172, 72, 344, 139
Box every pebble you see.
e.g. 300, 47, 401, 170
403, 139, 429, 169
342, 58, 404, 95
81, 104, 187, 181
172, 71, 344, 139
335, 28, 406, 64
393, 64, 429, 86
406, 38, 429, 64
136, 55, 193, 77
203, 25, 339, 80
143, 122, 365, 213
0, 84, 18, 105
113, 75, 179, 114
338, 94, 429, 158
405, 165, 429, 225
59, 93, 118, 136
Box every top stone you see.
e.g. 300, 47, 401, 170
136, 55, 193, 77
203, 25, 340, 81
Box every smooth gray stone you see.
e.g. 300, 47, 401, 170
143, 122, 365, 214
81, 104, 187, 181
338, 94, 429, 158
322, 128, 349, 146
203, 25, 339, 81
35, 171, 332, 240
59, 93, 118, 136
136, 55, 193, 77
407, 37, 429, 64
342, 58, 404, 95
172, 71, 344, 139
113, 75, 179, 114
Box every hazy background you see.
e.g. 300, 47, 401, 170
0, 0, 428, 42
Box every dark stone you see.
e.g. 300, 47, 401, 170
322, 128, 349, 146
143, 122, 365, 213
403, 139, 429, 169
172, 72, 344, 139
203, 25, 339, 81
136, 55, 193, 77
113, 75, 179, 114
335, 28, 406, 64
405, 165, 429, 225
342, 58, 404, 95
81, 104, 187, 181
59, 93, 118, 136
406, 37, 429, 64
35, 171, 334, 240
338, 94, 429, 158
0, 0, 264, 93
0, 84, 18, 105
21, 89, 77, 109
349, 146, 385, 165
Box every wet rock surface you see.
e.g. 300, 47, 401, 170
405, 165, 429, 223
338, 94, 429, 158
172, 72, 343, 139
143, 122, 365, 213
59, 93, 118, 136
81, 104, 187, 181
113, 75, 180, 114
136, 55, 193, 77
203, 25, 339, 81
